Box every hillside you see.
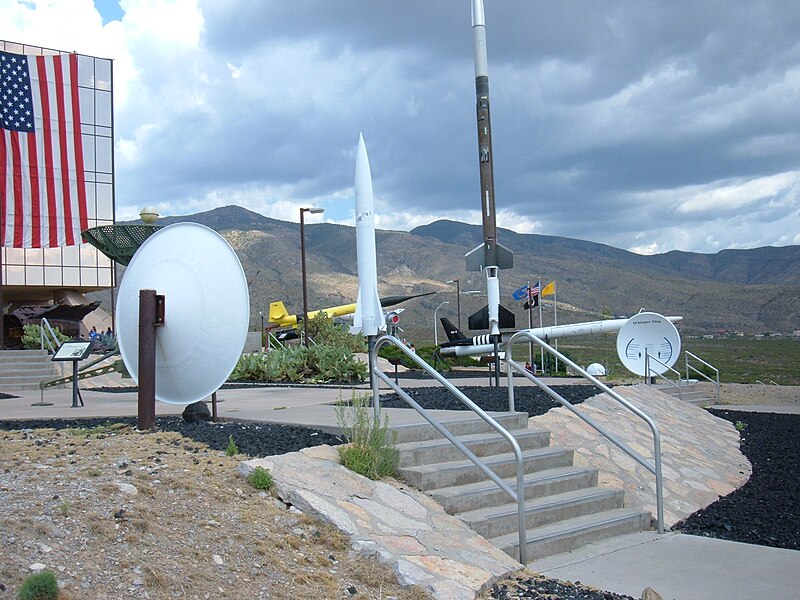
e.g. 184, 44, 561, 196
115, 206, 800, 341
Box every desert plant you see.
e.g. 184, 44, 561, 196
335, 393, 397, 480
16, 570, 59, 600
230, 345, 367, 384
735, 420, 746, 431
247, 466, 273, 490
21, 323, 70, 350
306, 312, 367, 352
225, 435, 239, 456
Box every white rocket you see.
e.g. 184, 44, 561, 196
350, 133, 384, 337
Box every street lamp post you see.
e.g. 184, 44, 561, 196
433, 301, 450, 346
446, 279, 461, 330
300, 207, 324, 347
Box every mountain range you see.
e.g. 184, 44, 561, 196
129, 205, 800, 341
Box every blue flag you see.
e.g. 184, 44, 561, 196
512, 284, 529, 301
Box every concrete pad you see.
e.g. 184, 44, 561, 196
531, 531, 800, 600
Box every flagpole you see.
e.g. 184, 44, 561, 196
553, 282, 558, 372
538, 278, 544, 373
527, 281, 532, 364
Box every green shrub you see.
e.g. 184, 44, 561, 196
225, 435, 239, 456
335, 393, 397, 480
17, 570, 59, 600
247, 466, 273, 490
306, 313, 367, 352
230, 345, 367, 384
21, 323, 70, 350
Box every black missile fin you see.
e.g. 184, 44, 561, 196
468, 304, 516, 331
440, 317, 467, 342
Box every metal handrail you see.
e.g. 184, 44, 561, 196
370, 334, 529, 564
645, 353, 682, 400
39, 318, 61, 354
685, 351, 720, 403
267, 332, 285, 350
506, 331, 664, 533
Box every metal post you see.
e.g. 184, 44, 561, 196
299, 207, 324, 348
71, 361, 84, 408
433, 301, 450, 345
138, 289, 159, 430
300, 209, 310, 348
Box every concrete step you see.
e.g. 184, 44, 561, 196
0, 362, 56, 374
0, 350, 49, 359
429, 465, 599, 515
390, 411, 529, 444
494, 508, 652, 562
460, 487, 625, 539
399, 446, 574, 491
395, 428, 550, 468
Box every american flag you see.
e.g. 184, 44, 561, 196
529, 281, 540, 299
1, 50, 88, 248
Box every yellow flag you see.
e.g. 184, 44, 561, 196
542, 281, 556, 297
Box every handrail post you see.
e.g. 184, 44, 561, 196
370, 334, 528, 564
506, 330, 665, 534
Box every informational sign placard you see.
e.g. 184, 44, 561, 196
52, 340, 94, 362
616, 312, 681, 376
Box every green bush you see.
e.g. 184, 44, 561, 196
230, 345, 367, 384
335, 393, 397, 480
225, 435, 239, 456
247, 466, 273, 490
17, 570, 59, 600
21, 324, 70, 350
306, 312, 367, 352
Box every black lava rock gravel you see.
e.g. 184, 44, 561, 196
0, 415, 344, 457
673, 409, 800, 550
377, 384, 601, 415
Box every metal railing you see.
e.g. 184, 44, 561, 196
370, 334, 529, 564
685, 351, 720, 404
39, 318, 62, 354
506, 331, 665, 533
645, 353, 682, 400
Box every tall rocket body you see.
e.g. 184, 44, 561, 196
350, 133, 384, 337
465, 0, 513, 340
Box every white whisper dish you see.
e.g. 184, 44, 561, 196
616, 311, 681, 376
115, 222, 250, 404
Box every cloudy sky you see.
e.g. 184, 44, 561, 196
5, 0, 800, 254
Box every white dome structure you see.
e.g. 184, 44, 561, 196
586, 363, 607, 376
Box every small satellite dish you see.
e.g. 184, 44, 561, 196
116, 223, 249, 404
586, 363, 606, 376
616, 312, 681, 376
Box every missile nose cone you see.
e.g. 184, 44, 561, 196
471, 0, 486, 27
355, 133, 373, 208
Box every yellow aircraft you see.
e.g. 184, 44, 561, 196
267, 292, 436, 328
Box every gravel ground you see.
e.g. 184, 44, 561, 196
2, 383, 796, 600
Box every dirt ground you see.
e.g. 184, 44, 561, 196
703, 382, 800, 406
0, 426, 429, 600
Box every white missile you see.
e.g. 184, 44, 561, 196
350, 133, 384, 337
439, 316, 683, 357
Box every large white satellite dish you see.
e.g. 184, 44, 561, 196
615, 312, 681, 377
116, 222, 249, 405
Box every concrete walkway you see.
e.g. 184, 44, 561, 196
2, 382, 798, 599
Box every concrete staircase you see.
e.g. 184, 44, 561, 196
393, 412, 651, 563
655, 379, 717, 407
0, 350, 60, 393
